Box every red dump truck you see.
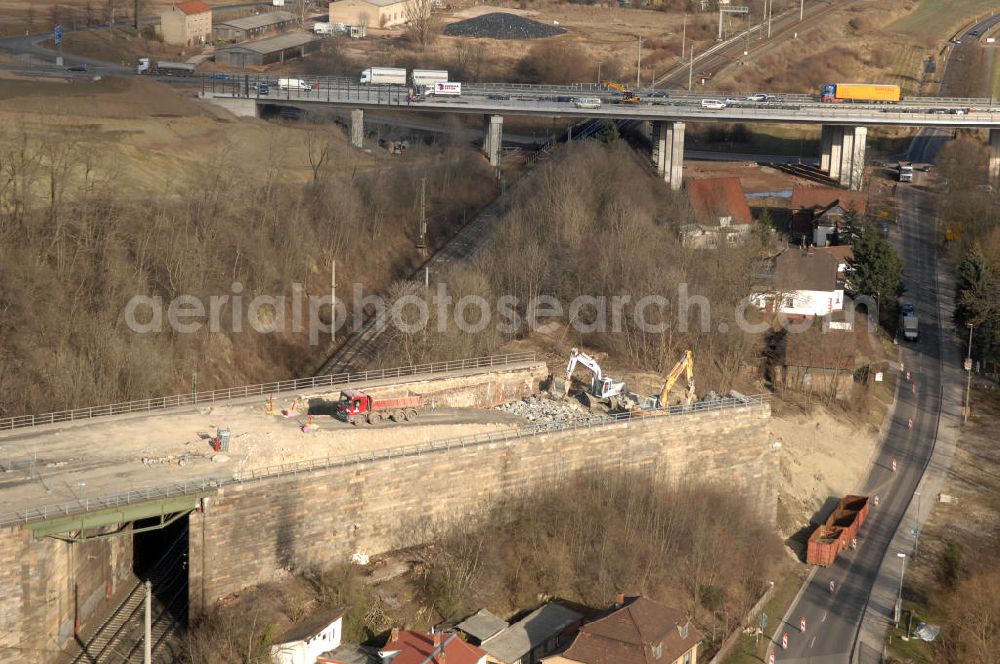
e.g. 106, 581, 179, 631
806, 495, 870, 566
334, 389, 422, 426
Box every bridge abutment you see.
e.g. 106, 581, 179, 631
483, 114, 503, 169
350, 109, 364, 149
989, 128, 1000, 184
651, 120, 685, 190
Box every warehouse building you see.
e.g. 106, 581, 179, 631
160, 0, 212, 47
328, 0, 420, 29
215, 32, 320, 67
213, 10, 297, 43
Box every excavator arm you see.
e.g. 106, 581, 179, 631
564, 348, 626, 399
658, 350, 695, 406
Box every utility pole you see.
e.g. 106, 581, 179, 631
800, 0, 804, 22
681, 14, 687, 59
418, 176, 428, 256
688, 47, 695, 91
330, 258, 337, 343
964, 322, 974, 422
636, 35, 642, 89
143, 580, 151, 664
767, 0, 773, 39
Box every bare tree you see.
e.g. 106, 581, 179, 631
304, 124, 334, 185
405, 0, 439, 50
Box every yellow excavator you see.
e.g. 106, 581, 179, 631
658, 350, 695, 407
603, 80, 641, 104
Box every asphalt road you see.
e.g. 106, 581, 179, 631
769, 13, 1000, 664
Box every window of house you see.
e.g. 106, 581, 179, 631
727, 233, 738, 245
784, 296, 795, 309
653, 643, 663, 659
683, 652, 692, 664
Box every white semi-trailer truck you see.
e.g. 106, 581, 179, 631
360, 67, 407, 85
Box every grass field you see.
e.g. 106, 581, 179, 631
892, 0, 999, 39
721, 569, 810, 664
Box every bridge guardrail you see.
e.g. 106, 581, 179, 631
0, 393, 770, 528
0, 352, 537, 432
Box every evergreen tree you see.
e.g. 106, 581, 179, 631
847, 225, 904, 320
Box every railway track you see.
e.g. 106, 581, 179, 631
317, 118, 613, 376
656, 0, 842, 89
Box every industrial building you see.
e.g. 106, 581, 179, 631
214, 32, 320, 67
213, 10, 297, 43
160, 0, 212, 47
328, 0, 419, 29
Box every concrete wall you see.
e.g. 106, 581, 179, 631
188, 401, 775, 613
0, 526, 133, 661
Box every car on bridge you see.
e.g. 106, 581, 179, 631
701, 99, 726, 109
574, 97, 602, 109
746, 94, 767, 102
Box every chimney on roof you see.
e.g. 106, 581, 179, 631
433, 631, 442, 648
390, 627, 399, 643
615, 593, 625, 608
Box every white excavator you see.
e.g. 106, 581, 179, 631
563, 347, 629, 409
657, 350, 696, 407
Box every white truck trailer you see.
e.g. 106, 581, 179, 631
411, 69, 449, 87
360, 67, 407, 85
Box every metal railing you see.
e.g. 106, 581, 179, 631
0, 394, 769, 528
0, 352, 537, 432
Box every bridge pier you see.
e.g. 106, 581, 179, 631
651, 120, 685, 190
989, 128, 1000, 184
483, 114, 503, 169
820, 125, 867, 191
350, 109, 364, 149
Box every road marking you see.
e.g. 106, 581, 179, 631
821, 611, 827, 623
810, 636, 816, 648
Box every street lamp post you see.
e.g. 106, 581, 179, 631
895, 552, 907, 627
913, 491, 921, 556
964, 323, 974, 423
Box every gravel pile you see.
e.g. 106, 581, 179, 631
497, 394, 610, 424
443, 12, 567, 40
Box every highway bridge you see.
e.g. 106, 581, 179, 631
201, 75, 1000, 191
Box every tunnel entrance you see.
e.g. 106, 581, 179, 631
133, 513, 190, 625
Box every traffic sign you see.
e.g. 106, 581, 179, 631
829, 580, 835, 594
782, 632, 788, 650
769, 653, 775, 664
874, 495, 880, 507
759, 612, 768, 629
800, 616, 806, 632
892, 458, 897, 473
54, 24, 63, 44
965, 357, 973, 371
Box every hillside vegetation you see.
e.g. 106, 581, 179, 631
379, 140, 772, 391
0, 80, 495, 418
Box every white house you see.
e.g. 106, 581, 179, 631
271, 610, 343, 664
754, 247, 846, 317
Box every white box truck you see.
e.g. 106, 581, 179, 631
898, 162, 914, 182
313, 22, 336, 35
428, 81, 462, 96
901, 314, 919, 341
411, 69, 449, 87
278, 78, 312, 91
360, 67, 407, 85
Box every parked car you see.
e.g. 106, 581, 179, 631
649, 90, 668, 98
746, 93, 767, 102
901, 302, 915, 316
574, 97, 602, 109
724, 97, 741, 105
66, 63, 88, 72
701, 99, 726, 109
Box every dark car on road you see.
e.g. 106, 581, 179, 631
66, 63, 88, 72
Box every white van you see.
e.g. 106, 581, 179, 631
701, 99, 726, 109
278, 78, 312, 91
574, 97, 602, 109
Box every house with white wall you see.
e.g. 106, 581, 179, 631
271, 610, 343, 664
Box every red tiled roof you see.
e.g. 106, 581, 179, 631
175, 0, 211, 15
791, 187, 867, 214
560, 597, 701, 664
686, 177, 753, 226
380, 630, 485, 664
